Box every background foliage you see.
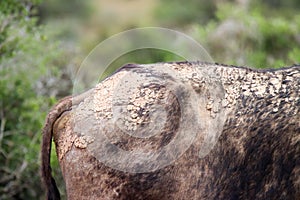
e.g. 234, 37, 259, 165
0, 0, 299, 199
192, 1, 300, 68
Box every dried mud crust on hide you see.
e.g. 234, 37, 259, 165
41, 62, 300, 200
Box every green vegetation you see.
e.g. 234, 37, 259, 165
0, 0, 66, 199
192, 1, 300, 68
155, 0, 216, 26
0, 0, 299, 199
155, 0, 300, 68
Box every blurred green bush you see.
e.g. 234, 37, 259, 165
0, 0, 68, 199
192, 1, 300, 68
155, 0, 299, 68
155, 0, 216, 26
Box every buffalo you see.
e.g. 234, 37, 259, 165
41, 62, 300, 200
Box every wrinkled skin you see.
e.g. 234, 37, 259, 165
41, 62, 300, 200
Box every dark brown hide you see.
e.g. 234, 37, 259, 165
41, 62, 300, 200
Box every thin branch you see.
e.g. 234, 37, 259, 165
0, 112, 6, 149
